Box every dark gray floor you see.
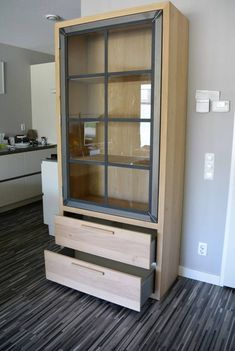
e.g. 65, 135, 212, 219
0, 202, 235, 351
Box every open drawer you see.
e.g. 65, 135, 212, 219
45, 248, 154, 311
54, 215, 156, 269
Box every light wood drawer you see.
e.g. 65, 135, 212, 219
54, 215, 156, 269
45, 248, 154, 311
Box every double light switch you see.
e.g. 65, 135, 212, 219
196, 90, 230, 113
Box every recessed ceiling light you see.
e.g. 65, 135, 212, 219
45, 14, 62, 21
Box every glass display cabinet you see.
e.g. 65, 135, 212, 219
61, 14, 162, 222
45, 2, 188, 311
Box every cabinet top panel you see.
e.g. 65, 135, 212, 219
55, 2, 171, 30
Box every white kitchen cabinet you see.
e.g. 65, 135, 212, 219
24, 174, 42, 198
0, 178, 26, 207
0, 184, 7, 207
41, 160, 59, 236
0, 154, 25, 180
0, 147, 57, 211
24, 149, 55, 174
31, 62, 57, 144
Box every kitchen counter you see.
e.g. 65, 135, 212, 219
44, 158, 57, 162
0, 144, 57, 156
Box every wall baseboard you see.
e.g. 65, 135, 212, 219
0, 196, 42, 213
179, 266, 221, 286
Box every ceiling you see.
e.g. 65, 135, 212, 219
0, 0, 81, 55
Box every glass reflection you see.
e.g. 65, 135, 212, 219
108, 122, 150, 167
69, 121, 105, 161
108, 75, 151, 119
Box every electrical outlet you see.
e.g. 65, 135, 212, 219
20, 123, 25, 131
198, 242, 207, 256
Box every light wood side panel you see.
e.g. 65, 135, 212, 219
154, 3, 189, 299
55, 26, 63, 215
55, 215, 155, 269
45, 249, 153, 311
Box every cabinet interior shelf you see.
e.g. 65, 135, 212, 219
68, 69, 152, 82
69, 194, 149, 212
69, 116, 151, 122
70, 155, 150, 168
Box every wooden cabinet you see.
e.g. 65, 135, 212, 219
45, 2, 188, 310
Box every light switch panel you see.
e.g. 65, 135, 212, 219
196, 90, 220, 101
196, 99, 210, 113
211, 100, 230, 113
204, 153, 215, 180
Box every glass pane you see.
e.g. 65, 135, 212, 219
68, 32, 104, 75
108, 167, 149, 211
69, 120, 105, 161
108, 74, 151, 118
70, 164, 105, 203
108, 23, 152, 72
69, 77, 104, 119
108, 122, 150, 167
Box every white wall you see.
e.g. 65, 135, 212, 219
31, 62, 57, 144
0, 43, 54, 136
81, 0, 235, 277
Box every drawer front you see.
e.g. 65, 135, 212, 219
55, 215, 155, 269
0, 154, 25, 180
45, 249, 153, 311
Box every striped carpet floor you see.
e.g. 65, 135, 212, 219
0, 202, 235, 351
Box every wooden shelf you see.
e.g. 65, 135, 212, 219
78, 194, 148, 212
70, 154, 150, 167
69, 76, 104, 84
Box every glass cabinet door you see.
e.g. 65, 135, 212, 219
61, 11, 162, 222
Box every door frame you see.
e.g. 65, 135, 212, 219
220, 113, 235, 285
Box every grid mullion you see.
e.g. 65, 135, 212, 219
104, 30, 109, 204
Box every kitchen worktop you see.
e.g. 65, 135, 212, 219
0, 144, 57, 156
43, 157, 58, 162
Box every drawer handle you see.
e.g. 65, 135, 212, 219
71, 262, 105, 275
81, 224, 115, 235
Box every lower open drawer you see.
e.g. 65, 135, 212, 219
44, 248, 154, 311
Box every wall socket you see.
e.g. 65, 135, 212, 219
198, 242, 207, 256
